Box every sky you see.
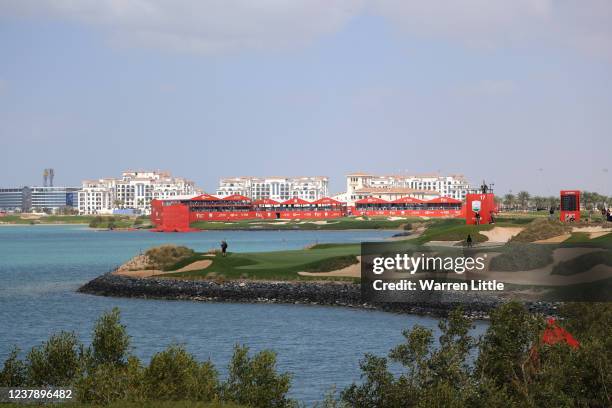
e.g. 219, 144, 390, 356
0, 0, 610, 196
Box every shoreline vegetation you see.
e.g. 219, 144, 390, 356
1, 303, 610, 407
0, 214, 152, 229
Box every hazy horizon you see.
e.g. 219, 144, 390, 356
1, 1, 610, 195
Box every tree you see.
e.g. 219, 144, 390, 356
342, 309, 477, 407
91, 308, 130, 367
533, 196, 547, 210
517, 191, 531, 211
0, 348, 27, 386
26, 332, 82, 386
223, 344, 294, 408
144, 344, 218, 402
503, 194, 516, 211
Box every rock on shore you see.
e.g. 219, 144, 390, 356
78, 273, 558, 318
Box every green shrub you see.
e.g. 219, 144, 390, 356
91, 307, 130, 367
26, 331, 82, 386
75, 356, 145, 405
223, 345, 294, 408
144, 344, 219, 401
0, 348, 27, 386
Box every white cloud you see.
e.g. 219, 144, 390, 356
371, 0, 612, 60
0, 0, 365, 54
1, 1, 611, 60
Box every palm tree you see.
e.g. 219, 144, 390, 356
533, 196, 547, 210
517, 191, 530, 211
503, 194, 516, 211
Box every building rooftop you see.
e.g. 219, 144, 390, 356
220, 176, 328, 181
354, 187, 440, 195
347, 172, 466, 180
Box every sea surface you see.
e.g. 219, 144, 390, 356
0, 225, 486, 404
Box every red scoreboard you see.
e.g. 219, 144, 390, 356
560, 190, 580, 222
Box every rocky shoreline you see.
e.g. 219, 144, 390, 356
78, 273, 559, 319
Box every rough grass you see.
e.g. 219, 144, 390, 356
302, 255, 358, 272
145, 245, 196, 271
510, 218, 572, 243
488, 243, 554, 271
551, 250, 612, 276
564, 232, 612, 244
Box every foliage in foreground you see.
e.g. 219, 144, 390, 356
0, 308, 295, 408
339, 302, 611, 408
1, 303, 610, 407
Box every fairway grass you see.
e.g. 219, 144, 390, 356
190, 216, 416, 231
164, 243, 362, 281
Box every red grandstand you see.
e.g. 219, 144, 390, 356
151, 194, 465, 232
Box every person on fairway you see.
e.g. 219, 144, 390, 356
466, 234, 473, 248
220, 240, 228, 257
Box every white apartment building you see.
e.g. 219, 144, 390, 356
216, 176, 329, 202
79, 171, 197, 215
345, 173, 471, 205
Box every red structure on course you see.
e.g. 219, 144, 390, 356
465, 193, 497, 225
150, 194, 466, 232
560, 190, 580, 222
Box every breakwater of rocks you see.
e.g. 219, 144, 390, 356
78, 273, 558, 319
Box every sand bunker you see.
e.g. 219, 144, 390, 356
424, 240, 462, 247
534, 234, 571, 243
114, 259, 212, 278
480, 227, 524, 243
298, 257, 361, 278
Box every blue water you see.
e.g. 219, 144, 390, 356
0, 225, 486, 404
